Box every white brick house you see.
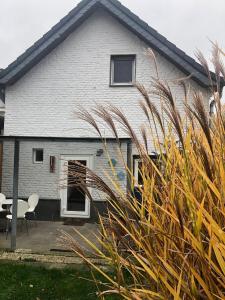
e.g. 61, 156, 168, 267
0, 0, 222, 221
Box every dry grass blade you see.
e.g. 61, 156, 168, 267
195, 49, 212, 84
187, 92, 213, 153
76, 105, 102, 137
92, 104, 120, 142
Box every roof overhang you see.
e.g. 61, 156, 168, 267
0, 136, 131, 142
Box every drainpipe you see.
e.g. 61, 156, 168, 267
126, 140, 132, 195
11, 139, 20, 251
0, 86, 5, 104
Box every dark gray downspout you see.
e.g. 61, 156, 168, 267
11, 139, 20, 251
0, 86, 5, 104
126, 140, 132, 194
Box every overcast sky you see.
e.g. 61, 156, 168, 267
0, 0, 224, 69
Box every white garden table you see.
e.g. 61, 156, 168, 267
2, 199, 13, 210
2, 199, 13, 206
2, 199, 23, 210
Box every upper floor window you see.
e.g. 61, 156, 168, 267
110, 55, 136, 86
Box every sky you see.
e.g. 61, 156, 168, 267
0, 0, 224, 70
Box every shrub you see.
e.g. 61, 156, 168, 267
61, 46, 225, 299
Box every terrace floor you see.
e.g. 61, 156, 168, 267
0, 219, 100, 255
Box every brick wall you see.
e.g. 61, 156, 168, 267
2, 140, 128, 200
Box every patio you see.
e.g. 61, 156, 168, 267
0, 219, 100, 255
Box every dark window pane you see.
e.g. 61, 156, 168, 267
138, 161, 143, 185
67, 160, 87, 212
34, 149, 43, 162
112, 56, 134, 83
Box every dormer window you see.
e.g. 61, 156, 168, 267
110, 55, 136, 86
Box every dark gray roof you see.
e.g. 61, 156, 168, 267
0, 0, 222, 88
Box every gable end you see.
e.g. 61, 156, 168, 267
0, 0, 223, 90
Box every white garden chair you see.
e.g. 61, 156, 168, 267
6, 200, 29, 239
27, 194, 39, 224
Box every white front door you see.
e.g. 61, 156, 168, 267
60, 155, 92, 218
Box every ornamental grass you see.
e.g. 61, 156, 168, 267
61, 45, 225, 299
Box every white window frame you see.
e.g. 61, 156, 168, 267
110, 55, 136, 86
60, 155, 93, 218
133, 154, 159, 187
33, 148, 44, 164
134, 157, 142, 187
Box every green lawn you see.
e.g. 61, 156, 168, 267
0, 262, 120, 300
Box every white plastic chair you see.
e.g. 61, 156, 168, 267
27, 194, 39, 224
0, 193, 6, 212
6, 200, 29, 239
27, 194, 39, 214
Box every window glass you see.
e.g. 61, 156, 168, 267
111, 55, 135, 84
33, 149, 43, 163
